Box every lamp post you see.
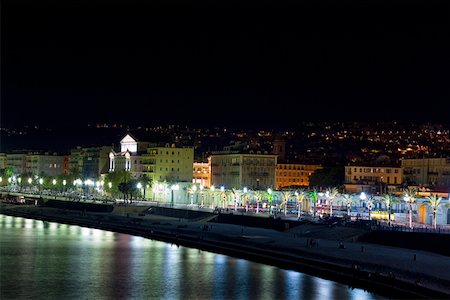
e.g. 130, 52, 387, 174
243, 187, 248, 212
360, 192, 367, 220
137, 182, 143, 199
210, 185, 215, 208
199, 185, 204, 207
170, 184, 179, 208
220, 186, 225, 209
267, 188, 273, 215
39, 178, 43, 194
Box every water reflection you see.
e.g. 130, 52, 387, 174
0, 215, 384, 299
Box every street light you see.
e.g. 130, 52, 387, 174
136, 182, 143, 199
199, 185, 204, 207
220, 186, 225, 209
63, 179, 67, 194
170, 184, 179, 208
38, 178, 43, 194
243, 187, 249, 212
267, 188, 273, 215
210, 185, 215, 208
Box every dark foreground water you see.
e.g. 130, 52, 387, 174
0, 215, 384, 299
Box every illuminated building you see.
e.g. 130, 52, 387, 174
344, 163, 403, 194
25, 153, 65, 176
142, 144, 194, 182
402, 157, 450, 187
193, 161, 211, 187
209, 153, 277, 189
276, 163, 322, 189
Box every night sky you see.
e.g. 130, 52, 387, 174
2, 0, 450, 129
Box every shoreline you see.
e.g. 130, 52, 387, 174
1, 203, 450, 299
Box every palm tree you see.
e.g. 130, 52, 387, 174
309, 190, 319, 218
403, 187, 417, 229
341, 193, 354, 217
382, 194, 397, 226
253, 191, 264, 214
326, 187, 339, 217
295, 189, 307, 219
367, 197, 374, 221
425, 194, 443, 229
280, 191, 294, 216
242, 188, 250, 212
229, 188, 241, 212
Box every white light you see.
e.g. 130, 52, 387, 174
137, 182, 142, 189
52, 179, 57, 185
243, 187, 248, 193
8, 177, 12, 183
267, 188, 272, 194
28, 178, 32, 184
210, 186, 215, 192
220, 186, 225, 192
18, 177, 22, 184
403, 196, 410, 202
108, 182, 112, 189
192, 185, 197, 192
63, 180, 67, 186
171, 184, 179, 191
39, 178, 43, 185
360, 192, 367, 200
318, 192, 324, 197
295, 191, 298, 196
0, 177, 2, 183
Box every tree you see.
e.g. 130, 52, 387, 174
280, 191, 294, 216
309, 166, 344, 188
425, 194, 444, 229
341, 193, 354, 217
309, 190, 319, 218
252, 191, 264, 214
403, 187, 417, 229
295, 189, 307, 219
139, 174, 152, 199
0, 167, 14, 180
326, 187, 339, 217
106, 170, 131, 198
382, 194, 398, 226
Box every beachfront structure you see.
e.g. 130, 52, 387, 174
402, 157, 450, 188
209, 153, 277, 190
275, 163, 322, 189
142, 144, 194, 183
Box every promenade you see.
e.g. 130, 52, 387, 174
1, 203, 449, 299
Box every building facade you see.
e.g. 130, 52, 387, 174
344, 164, 403, 194
69, 146, 110, 178
401, 157, 450, 187
25, 154, 65, 176
210, 153, 277, 190
193, 161, 211, 188
276, 163, 322, 189
6, 153, 27, 175
142, 144, 194, 183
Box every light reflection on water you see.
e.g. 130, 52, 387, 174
0, 215, 384, 299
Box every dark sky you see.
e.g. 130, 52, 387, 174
2, 0, 450, 129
